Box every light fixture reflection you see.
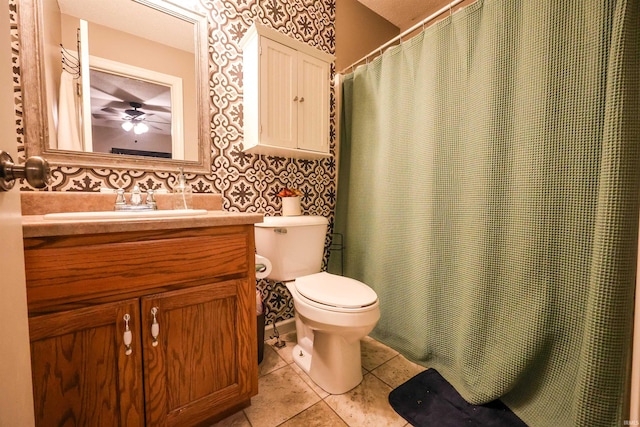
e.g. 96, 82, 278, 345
134, 122, 149, 134
121, 120, 149, 134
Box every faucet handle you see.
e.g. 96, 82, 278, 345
145, 189, 157, 209
115, 188, 126, 206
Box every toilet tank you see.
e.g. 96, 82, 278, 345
254, 215, 328, 282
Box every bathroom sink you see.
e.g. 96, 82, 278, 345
43, 209, 209, 221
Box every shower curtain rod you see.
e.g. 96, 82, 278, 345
339, 0, 465, 74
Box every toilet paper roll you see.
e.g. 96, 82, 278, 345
255, 254, 272, 280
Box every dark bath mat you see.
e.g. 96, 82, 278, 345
389, 369, 528, 427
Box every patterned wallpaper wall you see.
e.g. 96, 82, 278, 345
9, 0, 337, 326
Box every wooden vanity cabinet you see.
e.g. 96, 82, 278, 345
24, 225, 258, 427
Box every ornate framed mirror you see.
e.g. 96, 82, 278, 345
17, 0, 211, 174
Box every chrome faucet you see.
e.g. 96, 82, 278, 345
130, 185, 143, 206
114, 185, 158, 211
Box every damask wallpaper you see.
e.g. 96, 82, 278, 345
9, 0, 337, 326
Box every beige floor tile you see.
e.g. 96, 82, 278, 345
217, 335, 411, 427
279, 330, 297, 342
259, 344, 288, 377
279, 401, 348, 427
361, 336, 399, 371
244, 365, 321, 427
289, 359, 330, 399
371, 354, 427, 389
324, 373, 406, 427
210, 409, 251, 426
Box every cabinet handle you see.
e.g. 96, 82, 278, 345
293, 96, 298, 102
151, 307, 160, 347
299, 97, 304, 103
123, 314, 133, 356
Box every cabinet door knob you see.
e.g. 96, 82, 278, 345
299, 97, 304, 103
151, 307, 160, 347
293, 96, 298, 102
123, 314, 133, 356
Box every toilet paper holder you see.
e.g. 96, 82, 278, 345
255, 254, 272, 279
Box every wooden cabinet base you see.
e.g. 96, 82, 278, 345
25, 225, 258, 426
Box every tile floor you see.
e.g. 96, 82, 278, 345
212, 331, 427, 427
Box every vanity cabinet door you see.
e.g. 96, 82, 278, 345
29, 299, 144, 427
141, 279, 257, 426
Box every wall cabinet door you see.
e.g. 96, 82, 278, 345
241, 23, 333, 159
141, 279, 256, 427
259, 37, 329, 154
297, 53, 330, 153
29, 299, 144, 427
259, 37, 298, 150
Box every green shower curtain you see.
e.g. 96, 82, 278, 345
332, 0, 640, 425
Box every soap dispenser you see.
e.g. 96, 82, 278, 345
173, 167, 193, 210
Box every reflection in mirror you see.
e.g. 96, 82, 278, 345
90, 70, 174, 159
48, 0, 195, 160
18, 0, 211, 173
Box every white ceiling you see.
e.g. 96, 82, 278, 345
356, 0, 456, 31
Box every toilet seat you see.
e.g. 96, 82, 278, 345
295, 272, 378, 309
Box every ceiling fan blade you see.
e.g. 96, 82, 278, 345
92, 113, 120, 119
144, 119, 170, 125
100, 107, 122, 115
99, 100, 134, 110
136, 104, 171, 113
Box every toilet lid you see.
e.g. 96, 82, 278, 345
295, 272, 378, 309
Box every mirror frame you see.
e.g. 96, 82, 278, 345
17, 0, 211, 174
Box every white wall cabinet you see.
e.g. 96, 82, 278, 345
241, 23, 334, 159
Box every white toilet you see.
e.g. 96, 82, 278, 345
255, 215, 380, 394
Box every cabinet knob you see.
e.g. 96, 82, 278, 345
151, 307, 160, 347
299, 97, 304, 103
123, 314, 133, 356
0, 150, 51, 191
293, 96, 298, 102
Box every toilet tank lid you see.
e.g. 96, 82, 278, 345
255, 215, 328, 228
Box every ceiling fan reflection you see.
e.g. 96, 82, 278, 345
122, 102, 149, 134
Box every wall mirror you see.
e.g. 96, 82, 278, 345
18, 0, 211, 174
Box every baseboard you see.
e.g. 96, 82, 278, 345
263, 317, 295, 341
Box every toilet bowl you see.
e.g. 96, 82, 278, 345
254, 216, 380, 394
286, 272, 380, 394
